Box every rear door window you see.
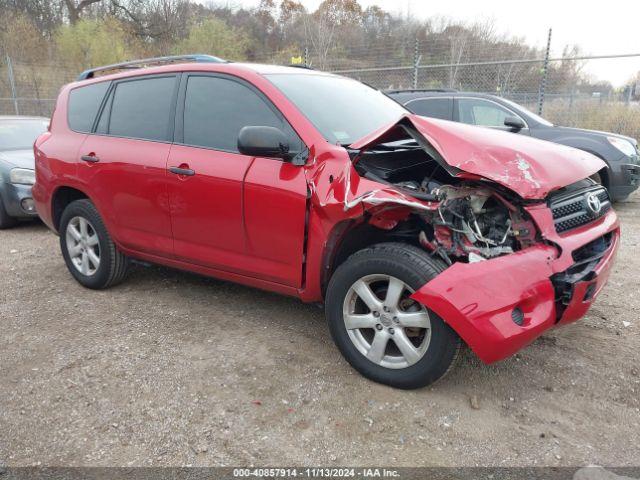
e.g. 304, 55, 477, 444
406, 97, 453, 120
68, 81, 110, 132
105, 76, 177, 141
181, 75, 300, 154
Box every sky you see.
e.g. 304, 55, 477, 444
231, 0, 640, 86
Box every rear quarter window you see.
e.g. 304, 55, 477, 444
406, 97, 453, 120
67, 81, 110, 132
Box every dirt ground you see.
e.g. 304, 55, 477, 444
0, 193, 638, 468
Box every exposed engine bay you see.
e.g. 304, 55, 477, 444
352, 141, 538, 265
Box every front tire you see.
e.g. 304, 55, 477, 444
59, 199, 129, 289
590, 172, 603, 185
326, 243, 461, 389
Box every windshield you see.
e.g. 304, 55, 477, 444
266, 73, 407, 145
0, 119, 49, 150
501, 98, 554, 126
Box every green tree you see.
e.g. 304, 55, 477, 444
174, 17, 250, 61
55, 17, 131, 68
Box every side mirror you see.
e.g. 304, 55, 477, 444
504, 116, 525, 131
238, 126, 290, 160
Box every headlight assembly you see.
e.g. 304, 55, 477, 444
607, 137, 637, 157
9, 168, 35, 185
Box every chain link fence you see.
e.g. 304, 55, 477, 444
306, 39, 640, 141
328, 60, 640, 141
2, 44, 640, 141
0, 56, 76, 117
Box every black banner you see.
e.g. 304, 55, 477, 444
0, 467, 639, 480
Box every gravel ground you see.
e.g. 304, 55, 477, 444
0, 192, 638, 468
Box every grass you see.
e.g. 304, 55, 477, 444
543, 99, 640, 141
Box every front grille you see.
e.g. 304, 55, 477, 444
549, 187, 611, 233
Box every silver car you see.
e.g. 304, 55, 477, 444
0, 116, 49, 228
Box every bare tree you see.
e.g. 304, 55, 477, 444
447, 31, 467, 88
63, 0, 104, 24
303, 11, 335, 69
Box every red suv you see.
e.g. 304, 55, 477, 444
33, 55, 620, 389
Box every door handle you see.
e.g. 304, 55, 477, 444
168, 166, 195, 176
81, 154, 100, 163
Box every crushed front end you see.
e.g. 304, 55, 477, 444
410, 185, 619, 363
341, 115, 620, 364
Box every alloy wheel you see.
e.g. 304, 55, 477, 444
342, 274, 431, 369
65, 216, 101, 276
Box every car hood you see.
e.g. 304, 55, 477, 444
0, 149, 35, 169
550, 125, 637, 147
350, 115, 606, 200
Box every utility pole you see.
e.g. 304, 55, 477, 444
537, 28, 552, 116
413, 38, 422, 89
6, 55, 19, 115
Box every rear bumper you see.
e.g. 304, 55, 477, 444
411, 209, 620, 364
32, 181, 56, 231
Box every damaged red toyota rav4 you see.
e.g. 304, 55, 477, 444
33, 56, 619, 389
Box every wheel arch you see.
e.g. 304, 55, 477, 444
578, 149, 611, 190
321, 218, 423, 298
51, 186, 91, 232
594, 165, 610, 190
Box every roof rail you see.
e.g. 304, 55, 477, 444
76, 54, 227, 81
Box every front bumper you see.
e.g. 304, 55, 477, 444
609, 160, 640, 200
0, 182, 38, 219
410, 207, 620, 364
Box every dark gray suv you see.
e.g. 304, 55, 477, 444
388, 90, 639, 201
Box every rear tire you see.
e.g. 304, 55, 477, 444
0, 196, 18, 229
326, 243, 461, 389
59, 199, 129, 289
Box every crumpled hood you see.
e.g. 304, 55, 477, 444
0, 149, 35, 169
350, 115, 606, 199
